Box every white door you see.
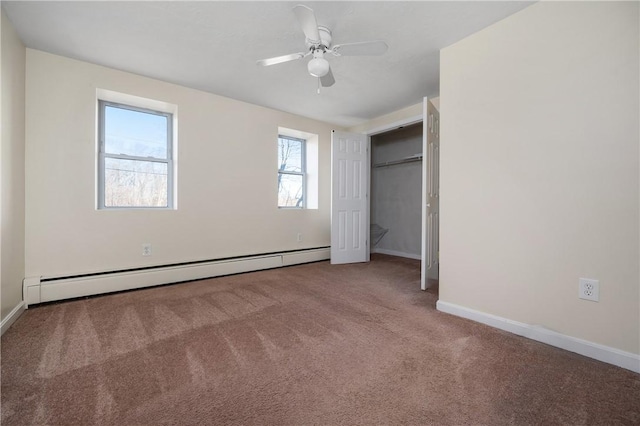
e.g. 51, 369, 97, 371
421, 99, 440, 290
331, 130, 368, 264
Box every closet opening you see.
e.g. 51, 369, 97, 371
369, 122, 423, 262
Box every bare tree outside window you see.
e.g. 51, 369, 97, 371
99, 101, 173, 208
104, 159, 168, 207
278, 136, 305, 208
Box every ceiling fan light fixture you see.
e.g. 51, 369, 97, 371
257, 4, 387, 89
308, 57, 329, 77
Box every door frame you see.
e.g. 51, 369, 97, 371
364, 98, 427, 285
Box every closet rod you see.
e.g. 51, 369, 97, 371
373, 155, 423, 169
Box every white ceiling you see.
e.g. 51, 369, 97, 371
3, 1, 533, 127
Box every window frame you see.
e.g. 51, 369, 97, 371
98, 100, 174, 210
277, 135, 306, 209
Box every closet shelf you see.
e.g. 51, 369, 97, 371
373, 154, 422, 168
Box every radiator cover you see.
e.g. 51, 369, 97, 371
23, 248, 330, 307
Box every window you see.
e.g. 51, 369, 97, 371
278, 135, 306, 208
98, 100, 173, 208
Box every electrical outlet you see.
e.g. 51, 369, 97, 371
579, 278, 599, 302
297, 233, 303, 243
142, 243, 152, 256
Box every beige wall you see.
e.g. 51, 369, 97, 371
348, 97, 439, 135
25, 50, 334, 279
1, 10, 26, 321
440, 2, 639, 354
348, 102, 423, 135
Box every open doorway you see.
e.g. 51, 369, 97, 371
330, 98, 439, 291
369, 123, 423, 260
366, 98, 440, 291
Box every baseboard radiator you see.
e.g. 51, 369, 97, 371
23, 247, 330, 307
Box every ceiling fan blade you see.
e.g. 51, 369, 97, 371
256, 52, 306, 66
293, 4, 321, 44
331, 40, 388, 56
320, 67, 335, 87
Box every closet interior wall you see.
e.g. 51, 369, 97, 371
370, 123, 423, 259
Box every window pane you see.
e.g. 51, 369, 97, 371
278, 137, 303, 173
104, 158, 168, 207
278, 173, 303, 207
104, 105, 168, 159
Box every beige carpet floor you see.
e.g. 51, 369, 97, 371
1, 254, 639, 425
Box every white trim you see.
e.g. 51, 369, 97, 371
27, 248, 330, 306
371, 248, 421, 260
436, 300, 640, 374
365, 115, 423, 137
1, 301, 26, 335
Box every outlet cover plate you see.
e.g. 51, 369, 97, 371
579, 278, 599, 302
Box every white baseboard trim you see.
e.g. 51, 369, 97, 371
371, 248, 421, 260
25, 248, 330, 307
1, 301, 26, 335
436, 300, 640, 374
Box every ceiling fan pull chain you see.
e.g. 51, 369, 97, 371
317, 77, 321, 94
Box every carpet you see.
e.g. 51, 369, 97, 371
2, 254, 639, 425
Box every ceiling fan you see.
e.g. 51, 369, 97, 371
257, 4, 388, 90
